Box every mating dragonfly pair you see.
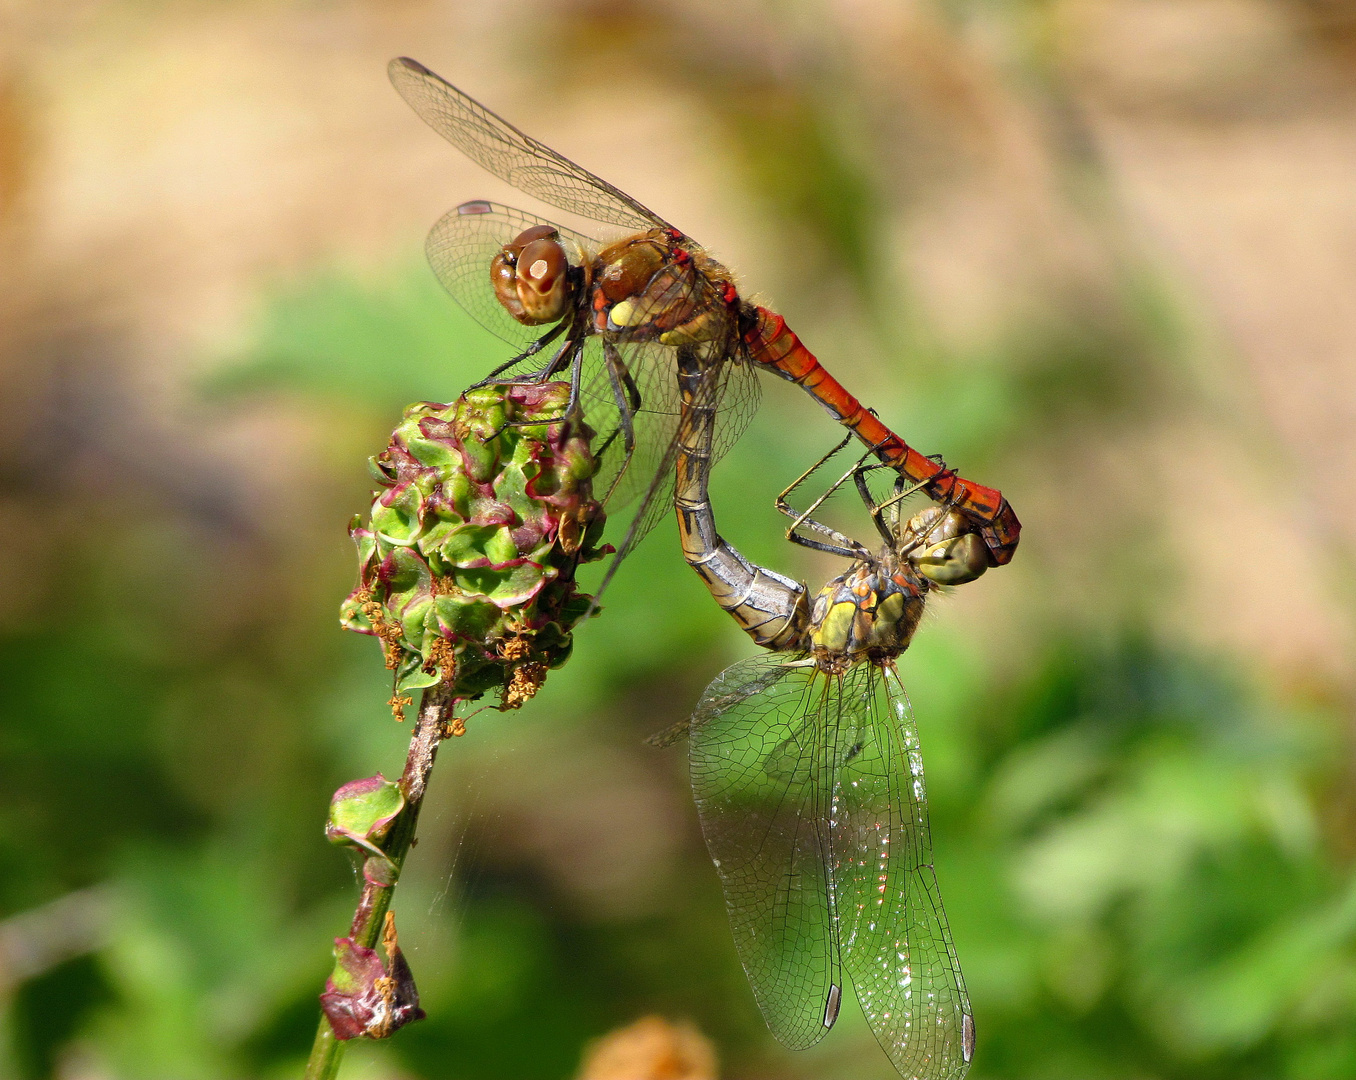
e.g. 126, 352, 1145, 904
389, 58, 1020, 1080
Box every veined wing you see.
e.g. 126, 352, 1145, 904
690, 656, 973, 1078
835, 663, 973, 1080
689, 654, 843, 1050
426, 200, 598, 349
585, 327, 759, 594
598, 332, 758, 521
390, 58, 672, 234
474, 329, 755, 517
423, 200, 757, 524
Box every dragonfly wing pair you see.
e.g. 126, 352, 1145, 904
394, 60, 761, 565
690, 654, 973, 1079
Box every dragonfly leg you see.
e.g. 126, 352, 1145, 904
743, 305, 1021, 563
775, 435, 871, 559
483, 333, 591, 442
596, 340, 642, 505
863, 459, 991, 581
566, 334, 585, 415
467, 321, 570, 389
526, 321, 586, 385
852, 460, 936, 549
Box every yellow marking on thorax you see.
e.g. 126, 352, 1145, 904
608, 298, 641, 327
813, 599, 858, 654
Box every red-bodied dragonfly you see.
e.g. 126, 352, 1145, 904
659, 349, 983, 1078
387, 58, 1019, 584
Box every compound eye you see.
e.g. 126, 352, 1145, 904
490, 250, 528, 322
507, 224, 560, 254
512, 237, 571, 323
910, 507, 966, 545
915, 532, 989, 585
490, 226, 572, 325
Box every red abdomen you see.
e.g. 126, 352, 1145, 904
742, 305, 1020, 565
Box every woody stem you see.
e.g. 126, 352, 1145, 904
302, 685, 453, 1080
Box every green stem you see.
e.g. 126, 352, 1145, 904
302, 686, 454, 1080
302, 1019, 343, 1080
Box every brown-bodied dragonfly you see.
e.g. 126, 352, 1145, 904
388, 57, 1019, 583
661, 347, 986, 1079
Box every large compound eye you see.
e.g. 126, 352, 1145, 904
507, 224, 560, 251
513, 237, 570, 323
489, 225, 573, 326
490, 250, 527, 321
915, 531, 989, 585
901, 506, 964, 546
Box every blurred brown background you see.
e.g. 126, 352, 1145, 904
2, 2, 1355, 1079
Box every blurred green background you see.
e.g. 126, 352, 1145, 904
3, 1, 1356, 1077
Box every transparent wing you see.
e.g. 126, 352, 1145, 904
689, 654, 842, 1050
713, 336, 763, 479
425, 200, 598, 349
690, 657, 973, 1077
835, 663, 973, 1080
582, 257, 761, 523
390, 58, 672, 233
588, 328, 760, 589
588, 339, 685, 517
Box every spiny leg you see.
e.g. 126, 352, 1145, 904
854, 457, 989, 581
468, 320, 569, 389
489, 336, 587, 440
852, 461, 934, 550
775, 434, 871, 559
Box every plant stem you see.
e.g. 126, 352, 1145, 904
302, 686, 453, 1080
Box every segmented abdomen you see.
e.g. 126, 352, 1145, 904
673, 349, 809, 651
741, 306, 1020, 565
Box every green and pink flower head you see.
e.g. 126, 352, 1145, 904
340, 382, 607, 725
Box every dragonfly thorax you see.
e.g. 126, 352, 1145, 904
491, 223, 736, 347
807, 557, 927, 673
590, 232, 735, 346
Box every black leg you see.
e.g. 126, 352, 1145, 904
467, 321, 569, 390
597, 341, 641, 505
776, 435, 871, 559
486, 338, 587, 440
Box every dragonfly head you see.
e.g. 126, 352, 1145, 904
491, 224, 575, 325
898, 507, 989, 586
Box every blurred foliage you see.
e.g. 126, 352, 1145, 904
5, 252, 1354, 1078
3, 2, 1356, 1079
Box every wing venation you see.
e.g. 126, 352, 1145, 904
390, 58, 671, 232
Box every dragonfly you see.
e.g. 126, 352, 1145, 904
387, 57, 1020, 585
659, 348, 983, 1078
